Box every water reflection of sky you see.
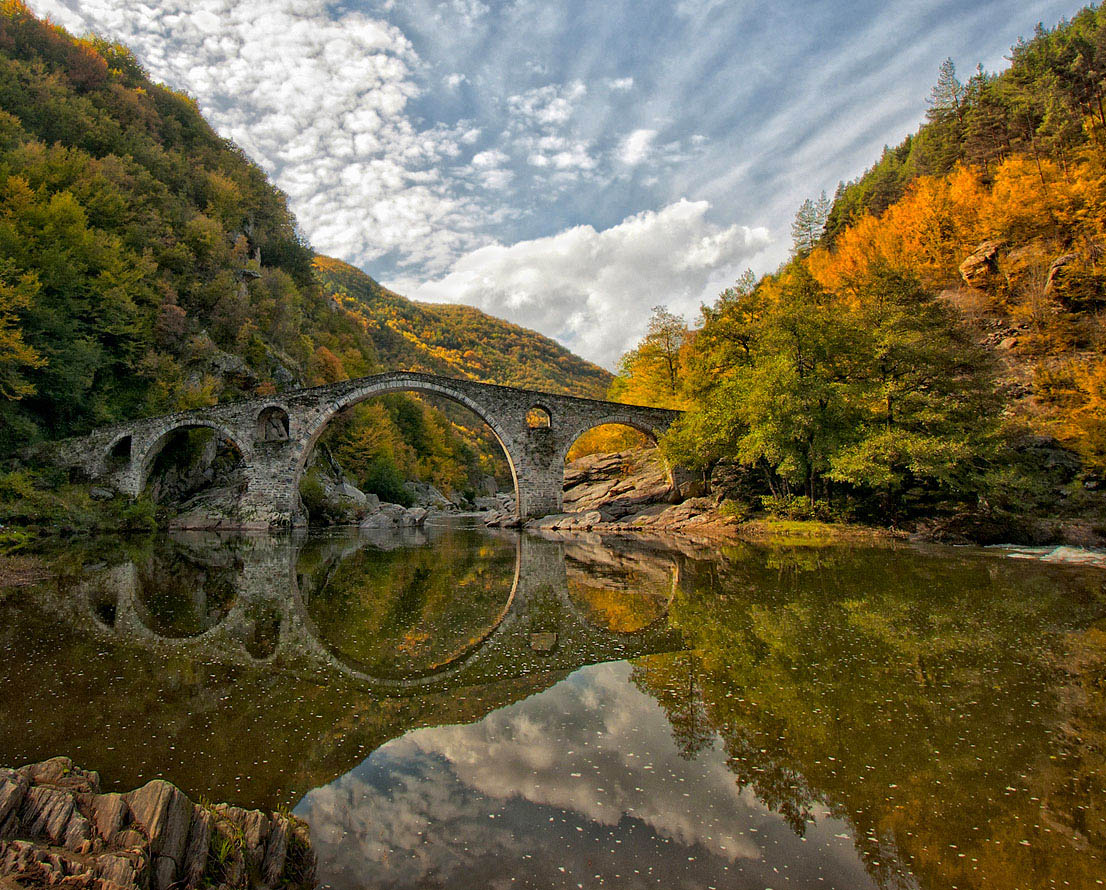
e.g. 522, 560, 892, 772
297, 662, 884, 890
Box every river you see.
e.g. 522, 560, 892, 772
1, 524, 1103, 889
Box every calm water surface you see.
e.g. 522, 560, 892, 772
1, 525, 1103, 889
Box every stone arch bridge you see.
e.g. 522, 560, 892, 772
43, 371, 682, 526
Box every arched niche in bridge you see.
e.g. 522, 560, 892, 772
293, 379, 519, 525
559, 418, 675, 507
138, 422, 247, 505
256, 405, 290, 443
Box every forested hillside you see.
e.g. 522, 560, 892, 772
314, 257, 609, 397
0, 2, 608, 504
614, 5, 1106, 536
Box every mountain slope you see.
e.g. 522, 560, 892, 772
313, 256, 611, 396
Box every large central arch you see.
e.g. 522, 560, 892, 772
292, 375, 521, 515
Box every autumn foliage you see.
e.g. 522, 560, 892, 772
611, 7, 1106, 523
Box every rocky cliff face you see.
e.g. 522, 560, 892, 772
0, 758, 315, 890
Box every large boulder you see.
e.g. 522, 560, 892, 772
403, 481, 454, 509
336, 482, 367, 508
959, 240, 1002, 289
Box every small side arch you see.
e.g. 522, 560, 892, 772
558, 415, 667, 465
102, 434, 133, 474
135, 421, 248, 494
526, 404, 552, 429
558, 414, 678, 496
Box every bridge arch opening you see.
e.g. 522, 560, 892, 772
561, 420, 674, 514
104, 434, 132, 473
526, 405, 551, 429
139, 423, 247, 507
296, 381, 518, 526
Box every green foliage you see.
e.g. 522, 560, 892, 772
0, 467, 156, 540
297, 469, 330, 522
825, 264, 998, 503
361, 456, 413, 506
653, 262, 999, 519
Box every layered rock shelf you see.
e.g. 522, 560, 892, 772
0, 758, 315, 890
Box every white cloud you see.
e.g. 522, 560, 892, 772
609, 76, 635, 92
29, 0, 491, 274
470, 149, 508, 168
296, 660, 873, 888
404, 200, 771, 367
507, 80, 588, 127
618, 128, 658, 165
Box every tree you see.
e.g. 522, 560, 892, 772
0, 264, 43, 401
827, 264, 998, 510
610, 305, 689, 408
729, 264, 856, 505
790, 192, 830, 257
927, 57, 965, 125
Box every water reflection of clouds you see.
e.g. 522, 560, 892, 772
298, 662, 879, 889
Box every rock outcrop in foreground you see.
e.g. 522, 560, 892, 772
0, 758, 315, 890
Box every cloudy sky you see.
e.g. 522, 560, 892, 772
32, 0, 1077, 366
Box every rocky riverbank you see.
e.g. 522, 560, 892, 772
485, 447, 1106, 552
0, 758, 315, 890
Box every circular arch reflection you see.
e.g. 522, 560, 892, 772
297, 529, 520, 683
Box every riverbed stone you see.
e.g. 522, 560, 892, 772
0, 771, 29, 830
0, 759, 317, 890
90, 793, 128, 841
20, 785, 75, 843
336, 482, 367, 507
124, 779, 193, 882
261, 816, 290, 886
182, 807, 211, 888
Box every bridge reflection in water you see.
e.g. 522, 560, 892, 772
0, 527, 685, 809
70, 528, 684, 691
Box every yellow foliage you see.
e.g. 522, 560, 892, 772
1066, 358, 1106, 470
566, 424, 649, 462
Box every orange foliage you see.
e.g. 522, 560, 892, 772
311, 346, 346, 384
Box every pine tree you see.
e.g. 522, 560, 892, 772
927, 57, 965, 125
790, 191, 830, 257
